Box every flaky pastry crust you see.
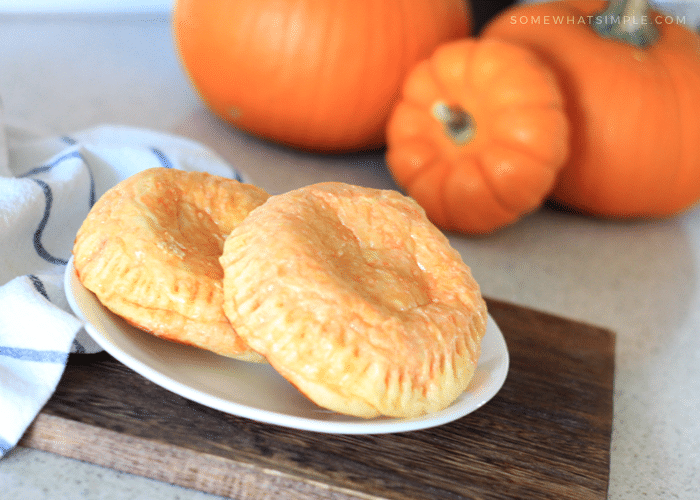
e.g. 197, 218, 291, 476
73, 167, 269, 361
220, 182, 488, 418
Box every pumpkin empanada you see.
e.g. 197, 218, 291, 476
73, 167, 269, 361
220, 182, 488, 417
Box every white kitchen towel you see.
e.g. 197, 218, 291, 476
0, 118, 245, 458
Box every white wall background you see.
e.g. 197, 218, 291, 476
0, 0, 696, 25
0, 1, 174, 14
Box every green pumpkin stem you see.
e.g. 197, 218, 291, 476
592, 0, 659, 47
432, 102, 475, 145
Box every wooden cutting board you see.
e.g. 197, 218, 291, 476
21, 298, 614, 500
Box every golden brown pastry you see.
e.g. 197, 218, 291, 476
220, 182, 488, 418
73, 167, 269, 361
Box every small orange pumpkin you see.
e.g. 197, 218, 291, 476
173, 0, 472, 153
484, 0, 700, 218
385, 38, 569, 235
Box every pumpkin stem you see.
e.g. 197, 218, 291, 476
592, 0, 659, 47
432, 102, 475, 145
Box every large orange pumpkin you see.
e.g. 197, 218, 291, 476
385, 38, 569, 235
484, 0, 700, 218
173, 0, 472, 153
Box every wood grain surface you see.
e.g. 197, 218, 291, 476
21, 298, 615, 500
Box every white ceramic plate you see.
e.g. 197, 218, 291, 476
65, 257, 509, 434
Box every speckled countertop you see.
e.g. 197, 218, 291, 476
0, 8, 699, 500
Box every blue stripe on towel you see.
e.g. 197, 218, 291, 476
19, 150, 83, 178
83, 156, 96, 208
0, 437, 12, 456
71, 339, 86, 354
0, 347, 68, 364
151, 147, 173, 169
27, 275, 49, 301
19, 150, 95, 207
30, 179, 68, 266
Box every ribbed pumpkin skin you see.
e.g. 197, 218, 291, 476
173, 0, 471, 153
385, 38, 569, 235
484, 0, 700, 218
